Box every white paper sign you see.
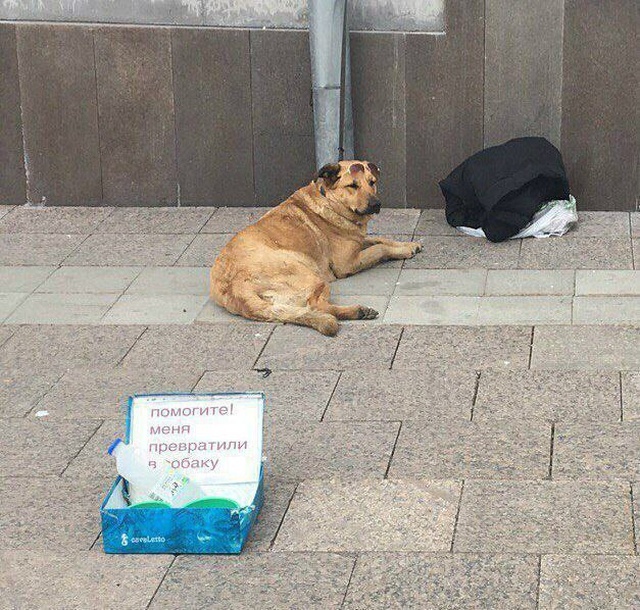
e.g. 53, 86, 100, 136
128, 393, 263, 486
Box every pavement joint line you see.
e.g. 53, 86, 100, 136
251, 324, 276, 369
268, 482, 299, 551
58, 231, 93, 266
631, 483, 638, 556
115, 325, 149, 366
198, 207, 219, 233
58, 418, 105, 477
383, 421, 402, 479
320, 371, 342, 422
534, 554, 542, 609
24, 369, 66, 418
547, 423, 555, 480
145, 555, 176, 610
527, 326, 535, 369
469, 371, 481, 421
449, 479, 465, 553
172, 228, 204, 267
389, 326, 404, 369
339, 555, 358, 610
619, 372, 624, 421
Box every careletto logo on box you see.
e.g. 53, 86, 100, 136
121, 533, 165, 546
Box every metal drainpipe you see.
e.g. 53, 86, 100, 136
309, 0, 354, 169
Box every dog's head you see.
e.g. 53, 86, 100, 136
315, 160, 382, 219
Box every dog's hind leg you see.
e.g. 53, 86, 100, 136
308, 283, 379, 321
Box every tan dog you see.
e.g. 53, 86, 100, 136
210, 160, 422, 336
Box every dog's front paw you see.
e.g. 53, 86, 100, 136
403, 241, 423, 258
357, 306, 379, 320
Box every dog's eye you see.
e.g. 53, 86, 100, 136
369, 180, 376, 187
347, 183, 359, 189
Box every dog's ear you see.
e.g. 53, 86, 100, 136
316, 163, 341, 187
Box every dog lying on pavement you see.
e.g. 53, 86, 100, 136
210, 160, 423, 335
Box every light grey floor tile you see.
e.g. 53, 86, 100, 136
331, 268, 400, 295
554, 422, 640, 480
36, 266, 141, 294
64, 233, 194, 266
263, 420, 399, 481
96, 206, 214, 233
39, 364, 201, 419
333, 294, 390, 323
385, 295, 480, 324
539, 555, 640, 610
343, 554, 539, 610
531, 326, 640, 370
0, 266, 55, 292
486, 270, 574, 295
325, 369, 475, 421
414, 209, 462, 236
519, 237, 633, 269
393, 326, 532, 370
623, 373, 640, 420
6, 293, 118, 324
200, 207, 271, 233
0, 551, 171, 610
101, 294, 208, 325
274, 479, 461, 552
174, 233, 232, 266
576, 270, 640, 295
0, 418, 101, 476
567, 211, 630, 238
395, 269, 486, 296
125, 266, 209, 295
0, 233, 86, 265
0, 206, 113, 234
149, 553, 354, 610
404, 236, 521, 269
367, 208, 420, 235
194, 300, 246, 323
574, 296, 640, 324
475, 370, 621, 423
0, 293, 28, 322
389, 419, 551, 480
195, 370, 339, 424
478, 296, 572, 325
454, 480, 633, 554
257, 325, 402, 370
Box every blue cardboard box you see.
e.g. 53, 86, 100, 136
100, 393, 264, 554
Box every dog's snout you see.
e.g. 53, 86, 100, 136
367, 198, 382, 214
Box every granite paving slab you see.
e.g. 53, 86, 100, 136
0, 551, 171, 610
567, 211, 631, 238
623, 373, 640, 420
519, 237, 633, 269
631, 213, 639, 237
0, 366, 63, 417
122, 324, 272, 371
200, 207, 270, 233
343, 554, 538, 610
0, 418, 101, 476
38, 364, 201, 419
6, 293, 118, 324
0, 206, 113, 234
149, 553, 354, 610
477, 296, 572, 325
274, 479, 461, 552
194, 370, 340, 423
385, 296, 480, 325
575, 270, 640, 295
538, 555, 640, 610
0, 233, 86, 266
474, 370, 621, 422
63, 233, 194, 266
394, 269, 486, 296
174, 233, 233, 266
331, 267, 401, 296
454, 480, 633, 554
393, 326, 532, 370
367, 208, 420, 235
0, 266, 55, 292
573, 296, 640, 324
531, 326, 640, 370
36, 266, 141, 294
414, 209, 462, 236
0, 475, 110, 550
324, 369, 475, 421
404, 236, 521, 269
101, 294, 209, 325
263, 420, 399, 481
485, 270, 575, 295
554, 422, 640, 480
0, 325, 145, 374
96, 206, 214, 234
634, 239, 640, 269
0, 292, 27, 322
194, 300, 258, 324
333, 295, 390, 323
257, 324, 402, 370
125, 266, 209, 295
0, 206, 15, 220
0, 326, 15, 348
388, 419, 551, 480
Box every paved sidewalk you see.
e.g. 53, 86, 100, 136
0, 205, 639, 609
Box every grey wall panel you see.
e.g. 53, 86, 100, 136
484, 0, 563, 148
0, 24, 25, 205
173, 28, 254, 207
351, 32, 406, 208
16, 24, 101, 205
250, 29, 315, 205
95, 27, 177, 205
405, 0, 485, 207
562, 0, 639, 211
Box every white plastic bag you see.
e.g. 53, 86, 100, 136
457, 195, 578, 239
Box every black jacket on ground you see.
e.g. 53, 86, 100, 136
440, 137, 570, 242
